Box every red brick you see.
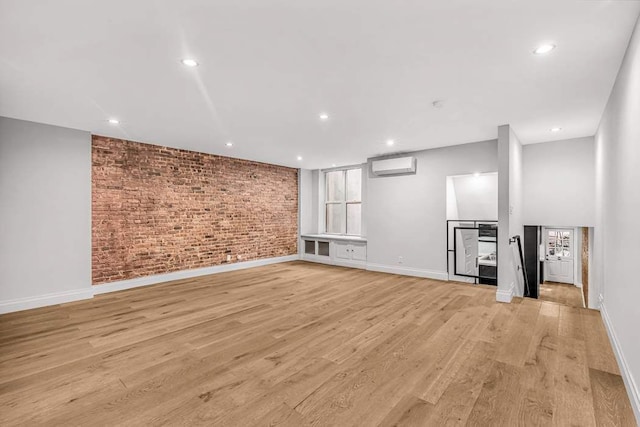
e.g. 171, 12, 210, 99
91, 135, 298, 284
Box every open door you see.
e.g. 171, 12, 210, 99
455, 228, 479, 276
545, 229, 574, 284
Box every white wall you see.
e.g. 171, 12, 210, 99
522, 137, 595, 227
366, 140, 498, 279
0, 117, 92, 312
497, 125, 524, 301
445, 177, 459, 220
450, 173, 498, 220
594, 15, 640, 422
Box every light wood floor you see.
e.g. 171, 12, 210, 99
540, 281, 585, 308
0, 262, 634, 426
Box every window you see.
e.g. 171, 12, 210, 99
325, 168, 362, 235
547, 230, 571, 257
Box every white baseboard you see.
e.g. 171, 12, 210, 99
0, 255, 300, 314
600, 304, 640, 424
496, 282, 514, 303
365, 263, 449, 281
301, 254, 334, 265
333, 259, 366, 270
93, 255, 300, 295
0, 287, 95, 314
575, 281, 583, 289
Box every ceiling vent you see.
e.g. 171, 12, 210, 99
371, 156, 417, 176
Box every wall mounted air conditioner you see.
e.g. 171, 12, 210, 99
371, 156, 417, 176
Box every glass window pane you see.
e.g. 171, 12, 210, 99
326, 204, 345, 234
346, 168, 362, 202
326, 171, 345, 202
346, 203, 362, 235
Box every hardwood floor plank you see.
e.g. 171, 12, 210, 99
589, 368, 636, 426
466, 361, 523, 426
553, 336, 597, 426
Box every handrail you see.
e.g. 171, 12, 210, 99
509, 235, 530, 297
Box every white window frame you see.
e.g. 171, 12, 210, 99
324, 166, 362, 236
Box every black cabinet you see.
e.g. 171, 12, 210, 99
479, 265, 497, 285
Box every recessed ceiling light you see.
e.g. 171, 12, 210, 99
181, 58, 199, 67
319, 113, 329, 121
108, 118, 119, 125
386, 139, 395, 147
550, 127, 562, 132
225, 141, 233, 147
297, 156, 303, 161
533, 44, 556, 55
432, 100, 444, 109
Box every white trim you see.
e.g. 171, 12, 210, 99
301, 254, 334, 265
496, 282, 515, 303
365, 263, 449, 281
575, 281, 583, 289
0, 288, 94, 314
600, 304, 640, 424
333, 259, 366, 270
301, 255, 366, 270
93, 255, 299, 295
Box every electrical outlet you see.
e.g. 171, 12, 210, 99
226, 254, 232, 262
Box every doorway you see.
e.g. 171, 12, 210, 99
544, 228, 574, 284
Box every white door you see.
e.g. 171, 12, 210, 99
457, 229, 479, 276
545, 229, 574, 284
351, 244, 367, 261
334, 242, 351, 260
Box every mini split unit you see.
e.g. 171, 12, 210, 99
370, 156, 417, 176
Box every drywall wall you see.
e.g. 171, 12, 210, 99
497, 125, 524, 301
298, 168, 314, 255
299, 169, 314, 235
0, 117, 92, 311
522, 137, 595, 227
594, 14, 640, 422
449, 173, 498, 221
92, 136, 298, 284
445, 177, 459, 220
366, 140, 498, 278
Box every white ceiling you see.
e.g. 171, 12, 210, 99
1, 1, 638, 169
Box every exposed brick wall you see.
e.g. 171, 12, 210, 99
92, 136, 298, 284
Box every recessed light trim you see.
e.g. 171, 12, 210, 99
108, 118, 119, 125
533, 43, 556, 55
181, 58, 199, 67
319, 113, 329, 121
225, 141, 233, 147
386, 139, 395, 147
550, 127, 562, 132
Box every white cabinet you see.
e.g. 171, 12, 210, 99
334, 242, 366, 263
301, 235, 367, 269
